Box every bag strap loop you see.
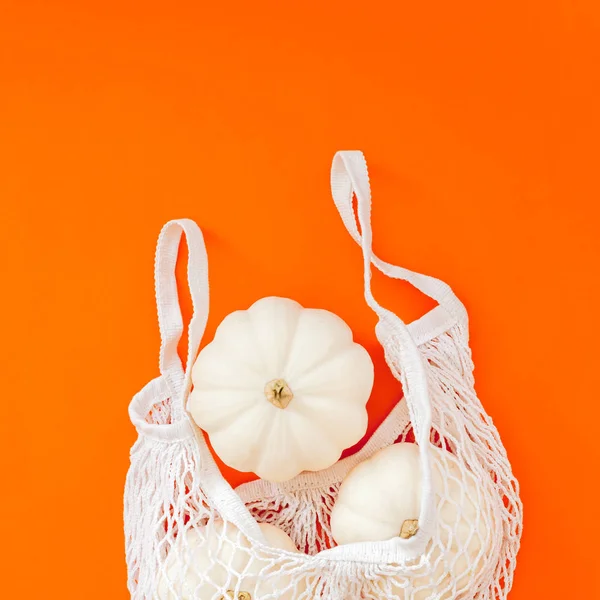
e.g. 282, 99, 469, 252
153, 221, 266, 541
330, 151, 467, 323
154, 219, 209, 422
330, 151, 438, 548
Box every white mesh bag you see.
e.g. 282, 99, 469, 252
124, 151, 522, 600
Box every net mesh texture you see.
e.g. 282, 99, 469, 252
125, 322, 522, 600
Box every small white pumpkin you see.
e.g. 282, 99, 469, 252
189, 297, 374, 482
330, 443, 492, 599
157, 521, 303, 600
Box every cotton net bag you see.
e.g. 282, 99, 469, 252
124, 151, 522, 599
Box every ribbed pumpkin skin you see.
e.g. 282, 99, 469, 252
188, 296, 374, 482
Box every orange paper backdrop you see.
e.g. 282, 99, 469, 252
1, 1, 599, 598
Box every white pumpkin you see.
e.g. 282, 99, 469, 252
330, 443, 492, 599
157, 521, 303, 600
189, 297, 374, 482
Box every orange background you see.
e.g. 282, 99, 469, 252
1, 1, 599, 598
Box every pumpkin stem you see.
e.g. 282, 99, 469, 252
265, 379, 293, 409
399, 519, 419, 539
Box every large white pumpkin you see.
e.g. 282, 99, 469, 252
330, 443, 492, 599
189, 297, 374, 482
157, 521, 303, 600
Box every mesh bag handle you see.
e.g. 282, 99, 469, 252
153, 219, 267, 540
330, 151, 467, 323
154, 218, 209, 421
330, 151, 438, 552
